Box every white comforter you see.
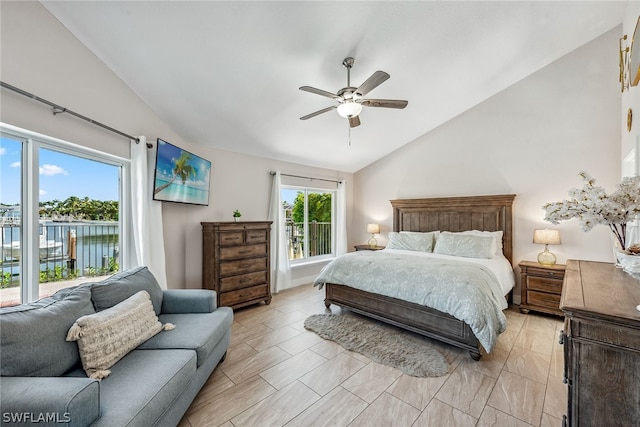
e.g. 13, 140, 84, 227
313, 249, 515, 352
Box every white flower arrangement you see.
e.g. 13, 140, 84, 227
543, 172, 640, 251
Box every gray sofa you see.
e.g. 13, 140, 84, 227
0, 266, 233, 427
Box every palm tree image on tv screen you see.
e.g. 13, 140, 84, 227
153, 139, 211, 206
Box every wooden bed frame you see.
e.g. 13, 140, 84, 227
324, 194, 516, 360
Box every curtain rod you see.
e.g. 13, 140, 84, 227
1, 81, 152, 148
270, 171, 342, 184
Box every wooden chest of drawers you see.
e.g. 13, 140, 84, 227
202, 221, 272, 309
560, 260, 640, 426
519, 261, 565, 316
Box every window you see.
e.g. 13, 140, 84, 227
282, 187, 335, 262
0, 124, 129, 306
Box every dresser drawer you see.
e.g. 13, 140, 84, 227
246, 230, 268, 244
220, 271, 267, 292
527, 276, 563, 294
220, 257, 268, 276
220, 284, 269, 306
527, 290, 561, 310
573, 320, 640, 352
220, 243, 268, 260
219, 232, 244, 246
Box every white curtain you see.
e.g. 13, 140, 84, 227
268, 171, 292, 293
336, 180, 348, 256
130, 136, 168, 289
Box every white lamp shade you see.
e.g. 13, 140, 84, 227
337, 101, 363, 118
533, 229, 561, 245
367, 223, 380, 234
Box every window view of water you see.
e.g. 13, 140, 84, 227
1, 130, 123, 306
0, 220, 120, 306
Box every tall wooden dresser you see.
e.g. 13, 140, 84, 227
560, 260, 640, 427
201, 221, 272, 309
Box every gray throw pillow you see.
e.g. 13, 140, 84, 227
91, 266, 164, 315
0, 285, 95, 376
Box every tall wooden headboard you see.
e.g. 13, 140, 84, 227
390, 194, 516, 264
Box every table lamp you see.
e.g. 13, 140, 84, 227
367, 223, 380, 247
533, 229, 561, 266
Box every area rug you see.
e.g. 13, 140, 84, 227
304, 313, 449, 377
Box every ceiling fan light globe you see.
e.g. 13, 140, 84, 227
337, 101, 362, 118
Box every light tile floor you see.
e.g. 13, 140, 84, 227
180, 284, 566, 427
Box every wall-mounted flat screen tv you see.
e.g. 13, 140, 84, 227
153, 138, 211, 206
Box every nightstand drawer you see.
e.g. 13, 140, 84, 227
527, 290, 561, 310
527, 276, 563, 294
526, 266, 565, 279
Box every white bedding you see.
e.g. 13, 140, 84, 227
313, 249, 516, 352
381, 248, 516, 298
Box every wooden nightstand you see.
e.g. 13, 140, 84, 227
519, 261, 565, 316
354, 245, 385, 251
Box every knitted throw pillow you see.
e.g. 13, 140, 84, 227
66, 290, 174, 379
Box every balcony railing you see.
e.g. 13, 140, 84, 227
286, 221, 332, 260
1, 221, 119, 305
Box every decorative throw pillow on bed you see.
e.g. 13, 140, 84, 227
457, 230, 503, 257
386, 231, 436, 252
433, 232, 495, 259
66, 290, 174, 380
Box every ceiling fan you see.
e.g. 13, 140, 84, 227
299, 57, 408, 128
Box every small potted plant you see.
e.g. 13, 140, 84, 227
233, 210, 242, 222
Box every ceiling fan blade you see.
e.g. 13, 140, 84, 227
360, 99, 408, 109
300, 105, 337, 120
349, 115, 361, 128
354, 71, 390, 96
299, 86, 340, 99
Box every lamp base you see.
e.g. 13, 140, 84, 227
537, 249, 556, 266
368, 236, 378, 248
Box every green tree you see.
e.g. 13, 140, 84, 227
154, 151, 196, 194
292, 192, 332, 223
37, 196, 119, 221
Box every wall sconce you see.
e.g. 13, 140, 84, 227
533, 229, 561, 266
367, 223, 380, 247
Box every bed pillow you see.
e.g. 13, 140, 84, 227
433, 232, 495, 259
66, 290, 174, 380
386, 231, 436, 252
458, 230, 503, 256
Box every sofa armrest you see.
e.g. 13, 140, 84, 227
0, 377, 100, 427
161, 289, 217, 314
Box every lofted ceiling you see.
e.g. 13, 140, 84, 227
41, 1, 627, 173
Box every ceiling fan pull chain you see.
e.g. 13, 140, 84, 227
348, 124, 352, 146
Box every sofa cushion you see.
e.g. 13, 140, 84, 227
1, 377, 100, 426
90, 349, 196, 427
0, 285, 95, 376
91, 266, 164, 315
67, 290, 172, 379
139, 307, 233, 367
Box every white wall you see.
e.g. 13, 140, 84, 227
0, 1, 353, 290
622, 4, 640, 175
353, 27, 622, 303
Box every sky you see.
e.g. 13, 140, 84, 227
0, 137, 119, 205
